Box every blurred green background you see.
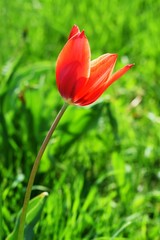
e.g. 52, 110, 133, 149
1, 0, 160, 239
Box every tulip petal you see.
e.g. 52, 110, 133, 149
105, 64, 134, 88
73, 54, 117, 103
68, 25, 80, 39
75, 64, 134, 106
89, 53, 117, 88
75, 85, 106, 106
56, 31, 91, 99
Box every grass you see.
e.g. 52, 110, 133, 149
1, 0, 160, 239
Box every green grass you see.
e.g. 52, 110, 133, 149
1, 0, 160, 239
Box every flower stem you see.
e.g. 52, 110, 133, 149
17, 102, 68, 240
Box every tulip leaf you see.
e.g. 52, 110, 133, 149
6, 192, 48, 240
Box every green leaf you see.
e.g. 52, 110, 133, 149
6, 192, 48, 240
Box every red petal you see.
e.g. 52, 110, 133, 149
73, 54, 117, 103
56, 30, 91, 99
88, 53, 117, 88
105, 64, 134, 88
75, 84, 106, 106
68, 25, 80, 39
75, 63, 134, 106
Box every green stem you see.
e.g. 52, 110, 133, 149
17, 102, 68, 240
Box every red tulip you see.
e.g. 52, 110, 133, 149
56, 25, 134, 106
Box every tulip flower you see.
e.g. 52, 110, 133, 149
56, 25, 134, 106
17, 26, 134, 240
